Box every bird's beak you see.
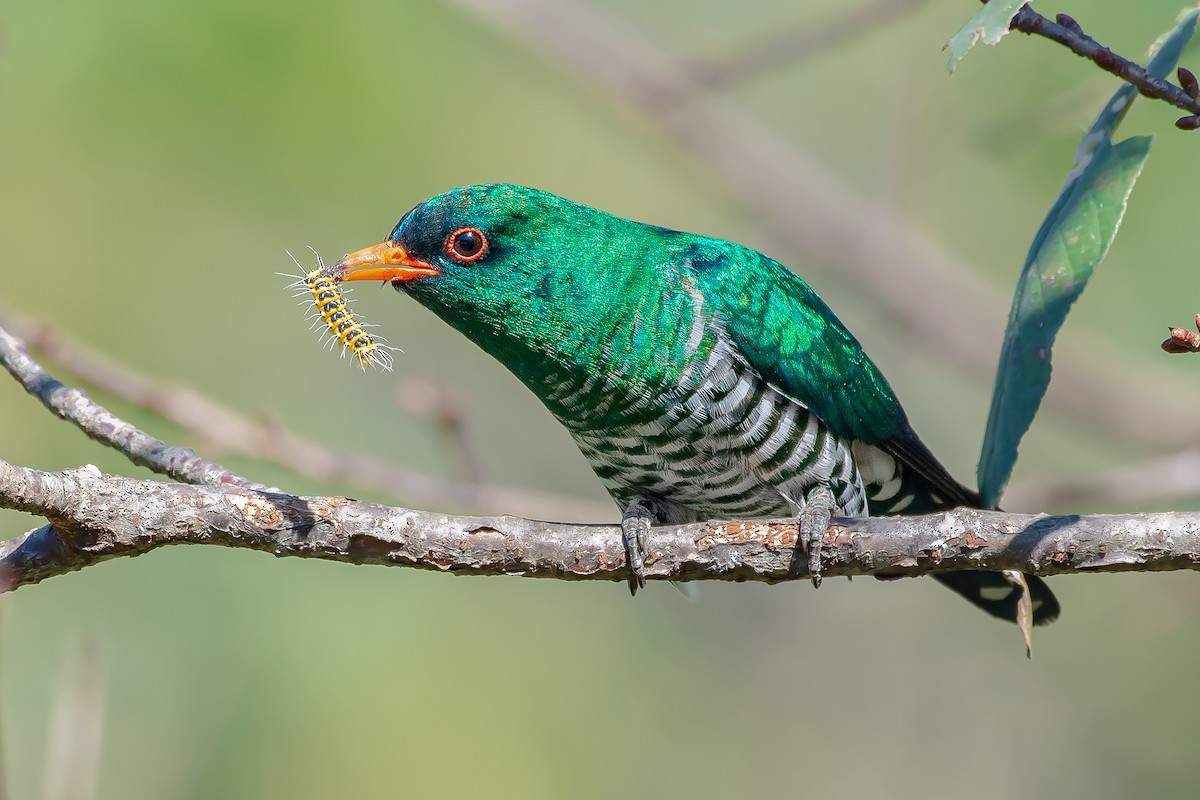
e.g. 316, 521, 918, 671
331, 241, 440, 283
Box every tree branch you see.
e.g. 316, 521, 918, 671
0, 316, 271, 493
1006, 6, 1200, 127
2, 458, 1197, 594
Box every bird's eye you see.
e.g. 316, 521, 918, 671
445, 228, 488, 263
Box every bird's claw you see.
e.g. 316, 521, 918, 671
799, 484, 835, 589
621, 503, 654, 595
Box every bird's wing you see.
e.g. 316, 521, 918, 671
686, 243, 1061, 625
688, 244, 977, 507
688, 245, 905, 445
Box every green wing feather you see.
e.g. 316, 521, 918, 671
686, 240, 978, 508
691, 241, 979, 510
687, 241, 901, 445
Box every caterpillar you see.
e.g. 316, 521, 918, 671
283, 249, 397, 371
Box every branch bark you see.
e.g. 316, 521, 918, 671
3, 459, 1197, 594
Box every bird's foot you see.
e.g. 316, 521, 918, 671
799, 484, 835, 589
621, 502, 654, 596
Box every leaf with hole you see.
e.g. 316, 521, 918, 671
945, 0, 1023, 73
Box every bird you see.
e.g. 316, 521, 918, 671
330, 183, 1059, 626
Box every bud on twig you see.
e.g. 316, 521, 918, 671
1055, 14, 1084, 37
1162, 315, 1200, 353
1178, 66, 1199, 99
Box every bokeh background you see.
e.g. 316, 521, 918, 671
4, 1, 1200, 797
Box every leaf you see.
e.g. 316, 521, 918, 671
978, 138, 1150, 509
945, 0, 1023, 73
977, 7, 1200, 508
1002, 570, 1034, 658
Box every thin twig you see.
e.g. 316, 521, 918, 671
1, 459, 1198, 594
1006, 6, 1200, 126
0, 316, 270, 493
0, 312, 609, 522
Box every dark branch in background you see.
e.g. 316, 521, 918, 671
451, 0, 1200, 448
684, 0, 931, 90
0, 312, 608, 522
2, 459, 1199, 595
1003, 6, 1200, 129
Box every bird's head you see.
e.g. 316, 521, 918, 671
332, 184, 687, 378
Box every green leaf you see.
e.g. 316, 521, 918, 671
945, 0, 1023, 73
977, 7, 1199, 508
978, 137, 1151, 509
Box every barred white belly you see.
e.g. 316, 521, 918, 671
546, 337, 907, 523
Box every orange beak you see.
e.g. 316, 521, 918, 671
331, 241, 440, 283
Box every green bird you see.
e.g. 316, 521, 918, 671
332, 184, 1059, 626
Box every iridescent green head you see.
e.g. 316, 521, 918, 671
332, 184, 697, 382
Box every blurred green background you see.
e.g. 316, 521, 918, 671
4, 1, 1200, 797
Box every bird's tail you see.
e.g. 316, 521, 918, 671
922, 482, 1060, 626
872, 437, 1060, 626
932, 571, 1060, 626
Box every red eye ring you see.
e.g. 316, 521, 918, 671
445, 227, 488, 263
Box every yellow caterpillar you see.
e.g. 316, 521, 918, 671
284, 250, 396, 371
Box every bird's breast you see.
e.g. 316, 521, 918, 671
543, 336, 877, 520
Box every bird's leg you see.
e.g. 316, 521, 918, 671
620, 500, 654, 596
799, 483, 835, 589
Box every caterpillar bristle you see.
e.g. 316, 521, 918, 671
283, 250, 398, 372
